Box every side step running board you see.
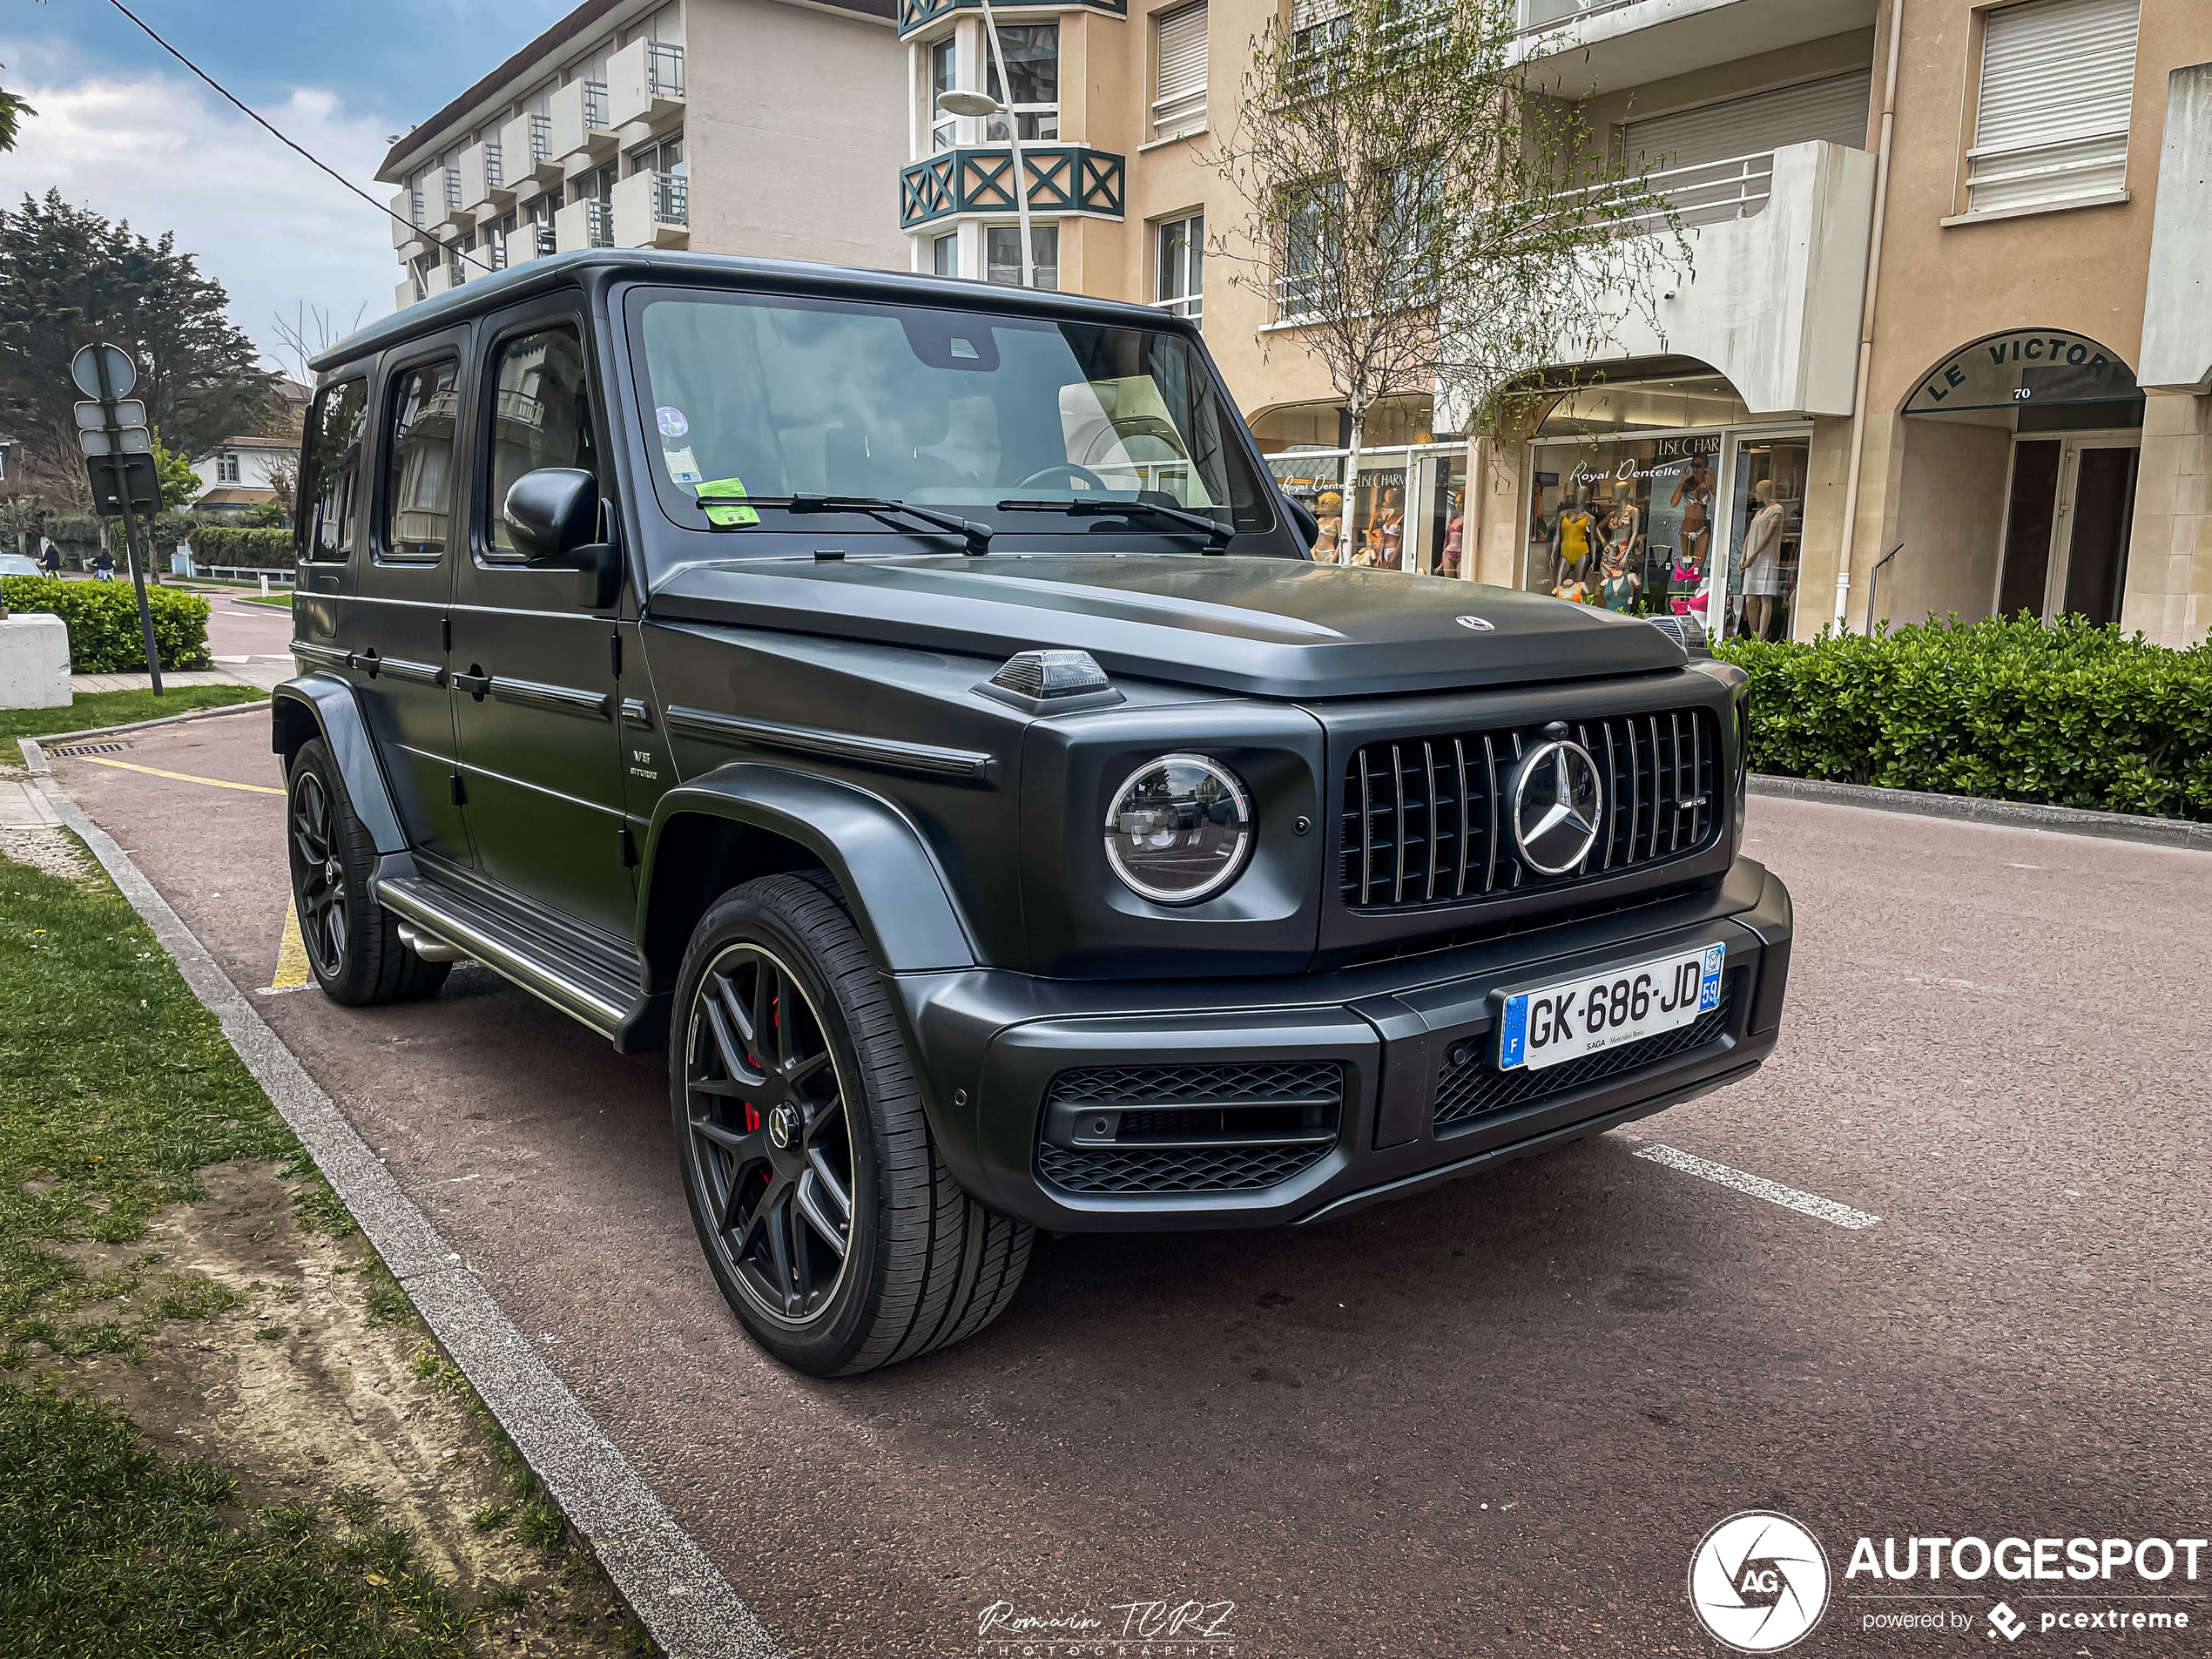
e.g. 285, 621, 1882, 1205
375, 874, 642, 1042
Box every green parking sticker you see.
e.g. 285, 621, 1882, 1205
698, 476, 759, 528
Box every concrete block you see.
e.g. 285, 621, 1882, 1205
0, 613, 71, 710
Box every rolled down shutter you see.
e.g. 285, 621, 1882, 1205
1155, 3, 1208, 138
1967, 0, 2140, 215
1624, 71, 1873, 173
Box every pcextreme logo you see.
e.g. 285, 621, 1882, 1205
1689, 1512, 1831, 1653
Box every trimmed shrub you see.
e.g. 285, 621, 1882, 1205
0, 576, 212, 672
180, 525, 295, 570
1716, 614, 2212, 821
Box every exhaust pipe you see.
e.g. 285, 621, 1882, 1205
396, 921, 469, 963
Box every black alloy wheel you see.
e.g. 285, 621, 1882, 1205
289, 765, 349, 978
680, 941, 856, 1325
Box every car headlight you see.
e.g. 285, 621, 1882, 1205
1103, 754, 1254, 905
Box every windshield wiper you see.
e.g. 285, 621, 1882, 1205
690, 493, 990, 555
995, 497, 1232, 551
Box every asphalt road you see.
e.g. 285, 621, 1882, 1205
44, 711, 2212, 1656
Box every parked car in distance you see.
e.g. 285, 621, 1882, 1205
273, 251, 1792, 1376
0, 553, 44, 577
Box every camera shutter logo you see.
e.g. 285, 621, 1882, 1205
1688, 1512, 1831, 1653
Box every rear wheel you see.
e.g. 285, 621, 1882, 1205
285, 738, 450, 1006
670, 874, 1030, 1376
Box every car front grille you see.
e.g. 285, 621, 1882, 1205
1342, 708, 1721, 912
1035, 1060, 1342, 1196
1432, 986, 1734, 1133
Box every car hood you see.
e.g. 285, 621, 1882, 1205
648, 554, 1684, 698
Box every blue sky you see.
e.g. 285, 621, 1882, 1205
3, 0, 575, 374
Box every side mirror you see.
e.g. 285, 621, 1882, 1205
1280, 490, 1320, 551
505, 467, 621, 610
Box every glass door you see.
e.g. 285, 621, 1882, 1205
1408, 452, 1468, 577
1721, 435, 1808, 642
1995, 434, 2138, 625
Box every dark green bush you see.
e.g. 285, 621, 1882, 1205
1716, 614, 2212, 821
181, 525, 294, 569
0, 577, 212, 672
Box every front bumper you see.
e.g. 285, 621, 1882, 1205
893, 857, 1792, 1232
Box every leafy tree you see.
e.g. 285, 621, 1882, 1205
1206, 0, 1684, 560
0, 64, 33, 153
0, 190, 273, 508
152, 431, 201, 509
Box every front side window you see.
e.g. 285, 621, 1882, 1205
1155, 213, 1203, 322
628, 288, 1275, 565
300, 380, 368, 562
383, 360, 459, 561
985, 24, 1058, 141
484, 325, 597, 559
987, 224, 1058, 291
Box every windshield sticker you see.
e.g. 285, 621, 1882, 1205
656, 405, 689, 438
698, 476, 760, 528
948, 336, 980, 361
662, 445, 702, 486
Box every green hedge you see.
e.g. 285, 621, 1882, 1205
182, 525, 295, 569
1715, 615, 2212, 821
0, 577, 212, 673
23, 512, 196, 571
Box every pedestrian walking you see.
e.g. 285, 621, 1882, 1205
38, 534, 60, 577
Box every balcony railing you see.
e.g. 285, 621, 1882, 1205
530, 112, 551, 161
657, 172, 689, 226
1563, 149, 1776, 235
585, 199, 612, 247
648, 40, 685, 99
1157, 293, 1202, 323
533, 223, 557, 258
410, 186, 425, 226
444, 169, 463, 212
584, 81, 610, 132
484, 141, 503, 192
897, 0, 1122, 37
899, 145, 1126, 229
1518, 0, 1642, 30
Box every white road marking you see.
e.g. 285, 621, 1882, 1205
1635, 1143, 1881, 1230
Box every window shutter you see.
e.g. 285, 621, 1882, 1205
1967, 0, 2140, 215
1623, 71, 1872, 174
1154, 3, 1208, 139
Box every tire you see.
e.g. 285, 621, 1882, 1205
285, 738, 451, 1007
669, 873, 1031, 1376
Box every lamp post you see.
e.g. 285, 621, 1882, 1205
934, 0, 1034, 289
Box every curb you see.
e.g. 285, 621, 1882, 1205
28, 766, 786, 1659
15, 695, 273, 762
1750, 773, 2212, 853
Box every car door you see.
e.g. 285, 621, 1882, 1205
448, 295, 632, 938
354, 339, 470, 867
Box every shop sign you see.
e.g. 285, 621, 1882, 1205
1905, 329, 2138, 415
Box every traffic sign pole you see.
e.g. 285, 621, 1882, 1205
80, 342, 164, 697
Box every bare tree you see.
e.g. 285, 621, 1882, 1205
1206, 0, 1686, 561
269, 300, 368, 387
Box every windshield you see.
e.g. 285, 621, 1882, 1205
628, 287, 1275, 549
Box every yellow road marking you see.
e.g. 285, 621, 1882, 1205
79, 756, 285, 796
269, 900, 313, 991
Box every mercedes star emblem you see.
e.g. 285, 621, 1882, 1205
1454, 615, 1495, 631
1512, 739, 1605, 875
767, 1104, 799, 1150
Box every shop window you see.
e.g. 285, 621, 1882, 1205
1155, 213, 1203, 322
984, 24, 1059, 143
1154, 3, 1207, 141
1963, 0, 2139, 218
986, 224, 1057, 290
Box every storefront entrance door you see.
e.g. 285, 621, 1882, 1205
1996, 435, 2137, 625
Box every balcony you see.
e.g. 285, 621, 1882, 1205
1540, 139, 1876, 415
499, 111, 563, 190
612, 169, 690, 246
423, 262, 456, 300
1513, 0, 1878, 93
899, 145, 1126, 230
554, 197, 613, 253
503, 224, 558, 269
546, 78, 616, 165
605, 38, 685, 129
898, 0, 1123, 38
457, 139, 512, 218
388, 188, 425, 252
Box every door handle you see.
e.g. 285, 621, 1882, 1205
453, 668, 492, 699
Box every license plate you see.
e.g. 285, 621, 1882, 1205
1496, 943, 1725, 1072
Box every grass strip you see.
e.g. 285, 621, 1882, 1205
2, 687, 268, 765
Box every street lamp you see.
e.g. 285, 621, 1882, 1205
933, 0, 1035, 289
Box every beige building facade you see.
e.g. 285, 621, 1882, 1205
375, 0, 909, 312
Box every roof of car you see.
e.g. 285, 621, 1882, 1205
311, 248, 1202, 376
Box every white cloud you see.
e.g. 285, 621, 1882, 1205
4, 65, 403, 375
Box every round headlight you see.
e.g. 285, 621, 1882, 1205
1103, 754, 1254, 905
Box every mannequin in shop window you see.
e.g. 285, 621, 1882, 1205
1670, 460, 1714, 590
1599, 543, 1642, 612
1312, 490, 1343, 562
1373, 486, 1405, 570
1439, 490, 1464, 579
1737, 478, 1787, 640
1550, 489, 1603, 595
1603, 498, 1643, 582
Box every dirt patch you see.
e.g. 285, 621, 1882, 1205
1, 824, 91, 881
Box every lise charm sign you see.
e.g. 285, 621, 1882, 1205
1498, 944, 1724, 1072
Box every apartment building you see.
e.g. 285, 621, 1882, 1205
1479, 0, 2212, 649
376, 0, 908, 312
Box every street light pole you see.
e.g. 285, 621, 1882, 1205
975, 0, 1035, 290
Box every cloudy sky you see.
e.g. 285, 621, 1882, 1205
3, 0, 570, 372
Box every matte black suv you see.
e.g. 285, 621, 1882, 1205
276, 251, 1791, 1376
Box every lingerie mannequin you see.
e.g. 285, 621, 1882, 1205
1737, 478, 1787, 639
1550, 489, 1603, 591
1312, 491, 1343, 562
1599, 545, 1642, 612
1671, 461, 1714, 584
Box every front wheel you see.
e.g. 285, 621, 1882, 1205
670, 874, 1030, 1376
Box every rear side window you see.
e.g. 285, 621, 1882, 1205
383, 360, 461, 561
299, 379, 367, 563
484, 325, 597, 560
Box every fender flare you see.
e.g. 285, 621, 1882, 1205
270, 675, 408, 855
638, 764, 978, 980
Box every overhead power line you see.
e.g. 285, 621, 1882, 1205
102, 0, 495, 276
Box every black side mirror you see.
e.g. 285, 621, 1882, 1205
505, 467, 621, 610
1280, 490, 1320, 551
